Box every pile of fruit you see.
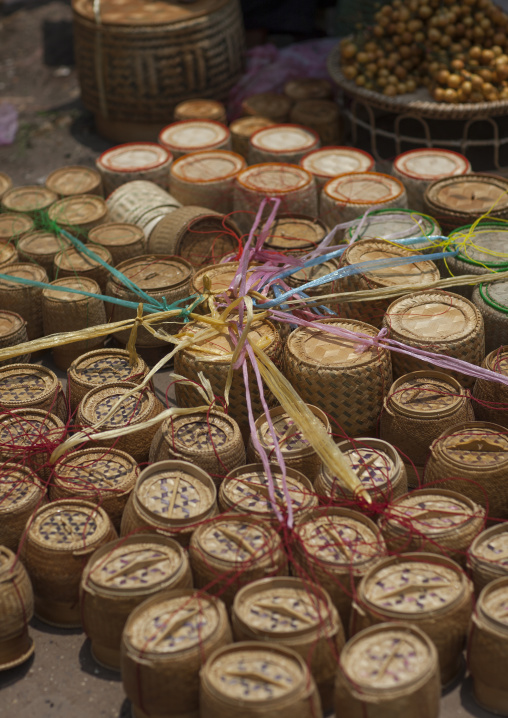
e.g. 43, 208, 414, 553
340, 0, 508, 102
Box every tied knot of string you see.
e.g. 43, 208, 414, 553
355, 327, 388, 354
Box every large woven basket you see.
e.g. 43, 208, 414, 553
468, 524, 508, 596
0, 311, 30, 366
0, 363, 67, 422
473, 347, 508, 428
17, 231, 71, 280
0, 263, 49, 340
0, 213, 33, 243
0, 463, 45, 552
472, 280, 508, 355
248, 124, 320, 166
0, 547, 35, 671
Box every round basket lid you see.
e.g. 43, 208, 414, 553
43, 276, 100, 301
470, 525, 508, 570
159, 121, 229, 152
113, 255, 191, 292
73, 0, 229, 26
48, 195, 107, 226
2, 185, 57, 213
238, 164, 312, 194
287, 319, 382, 368
436, 424, 508, 468
182, 319, 277, 362
325, 172, 404, 206
301, 147, 374, 179
0, 463, 43, 514
387, 372, 466, 419
385, 490, 481, 536
175, 99, 226, 122
324, 440, 397, 494
98, 143, 171, 173
192, 262, 248, 294
80, 383, 155, 428
251, 125, 318, 154
0, 409, 64, 449
0, 172, 12, 197
341, 624, 436, 692
88, 222, 145, 248
485, 347, 508, 375
344, 239, 439, 288
195, 516, 279, 564
28, 500, 110, 551
162, 411, 239, 456
394, 149, 470, 181
46, 166, 102, 195
363, 557, 465, 615
349, 209, 438, 242
53, 447, 138, 496
0, 364, 58, 405
172, 150, 245, 183
481, 281, 508, 314
0, 213, 34, 241
0, 243, 18, 267
54, 244, 112, 271
426, 175, 508, 215
70, 349, 146, 384
450, 225, 508, 267
86, 536, 186, 593
263, 214, 327, 252
230, 116, 275, 139
287, 258, 338, 288
221, 465, 316, 517
18, 231, 71, 258
0, 311, 25, 338
0, 263, 47, 288
477, 579, 508, 632
254, 407, 327, 456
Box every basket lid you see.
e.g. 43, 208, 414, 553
171, 150, 245, 183
182, 319, 278, 362
476, 578, 508, 634
387, 371, 467, 419
253, 405, 328, 456
287, 257, 338, 288
386, 291, 479, 342
0, 213, 34, 240
426, 175, 508, 215
394, 149, 470, 181
0, 463, 43, 514
28, 499, 111, 551
0, 311, 25, 338
344, 239, 439, 288
450, 224, 508, 266
0, 364, 59, 405
285, 78, 332, 101
73, 0, 230, 26
18, 230, 71, 257
48, 195, 107, 226
98, 143, 171, 173
46, 166, 102, 195
43, 276, 100, 301
162, 411, 240, 456
0, 408, 64, 448
69, 349, 146, 385
481, 280, 508, 314
1, 185, 57, 213
340, 623, 436, 691
192, 261, 248, 294
113, 255, 192, 291
0, 243, 18, 267
54, 244, 112, 271
237, 164, 312, 194
469, 524, 508, 570
175, 99, 226, 122
325, 438, 399, 494
385, 489, 482, 536
53, 447, 138, 496
230, 116, 275, 139
88, 222, 145, 248
0, 263, 47, 287
159, 120, 229, 152
324, 172, 404, 206
348, 209, 438, 242
287, 319, 383, 368
79, 383, 155, 428
194, 515, 280, 564
250, 125, 318, 154
263, 214, 327, 252
435, 423, 508, 468
485, 347, 508, 375
0, 172, 12, 197
301, 146, 374, 179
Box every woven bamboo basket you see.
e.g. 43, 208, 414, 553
242, 92, 292, 122
292, 507, 387, 632
175, 318, 282, 440
468, 577, 508, 715
315, 437, 408, 505
0, 463, 44, 552
0, 311, 30, 366
0, 363, 67, 422
0, 242, 18, 271
233, 163, 318, 235
379, 488, 485, 568
87, 222, 145, 265
45, 165, 103, 198
174, 99, 227, 124
0, 172, 12, 200
337, 239, 440, 328
468, 524, 508, 596
73, 0, 244, 141
122, 588, 232, 718
0, 547, 34, 671
424, 421, 508, 519
53, 244, 113, 293
106, 181, 182, 241
445, 223, 508, 299
321, 172, 407, 231
19, 499, 116, 627
200, 641, 322, 718
1, 185, 57, 217
0, 213, 34, 243
67, 347, 149, 413
47, 194, 108, 239
472, 280, 508, 355
17, 230, 71, 279
50, 447, 139, 531
149, 409, 245, 485
248, 125, 320, 166
191, 260, 251, 298
77, 382, 163, 462
169, 150, 246, 214
392, 149, 471, 214
283, 317, 392, 437
285, 258, 339, 308
121, 460, 217, 546
159, 120, 231, 160
285, 79, 332, 102
106, 254, 193, 346
230, 116, 275, 159
219, 463, 318, 524
424, 175, 508, 233
473, 347, 508, 429
80, 533, 192, 669
300, 146, 374, 192
289, 100, 341, 146
0, 263, 48, 340
383, 290, 485, 389
42, 277, 107, 369
351, 552, 473, 684
96, 143, 172, 195
147, 206, 241, 267
335, 622, 440, 718
246, 404, 330, 484
346, 208, 441, 247
262, 214, 328, 256
380, 371, 474, 488
189, 513, 288, 609
232, 577, 344, 713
